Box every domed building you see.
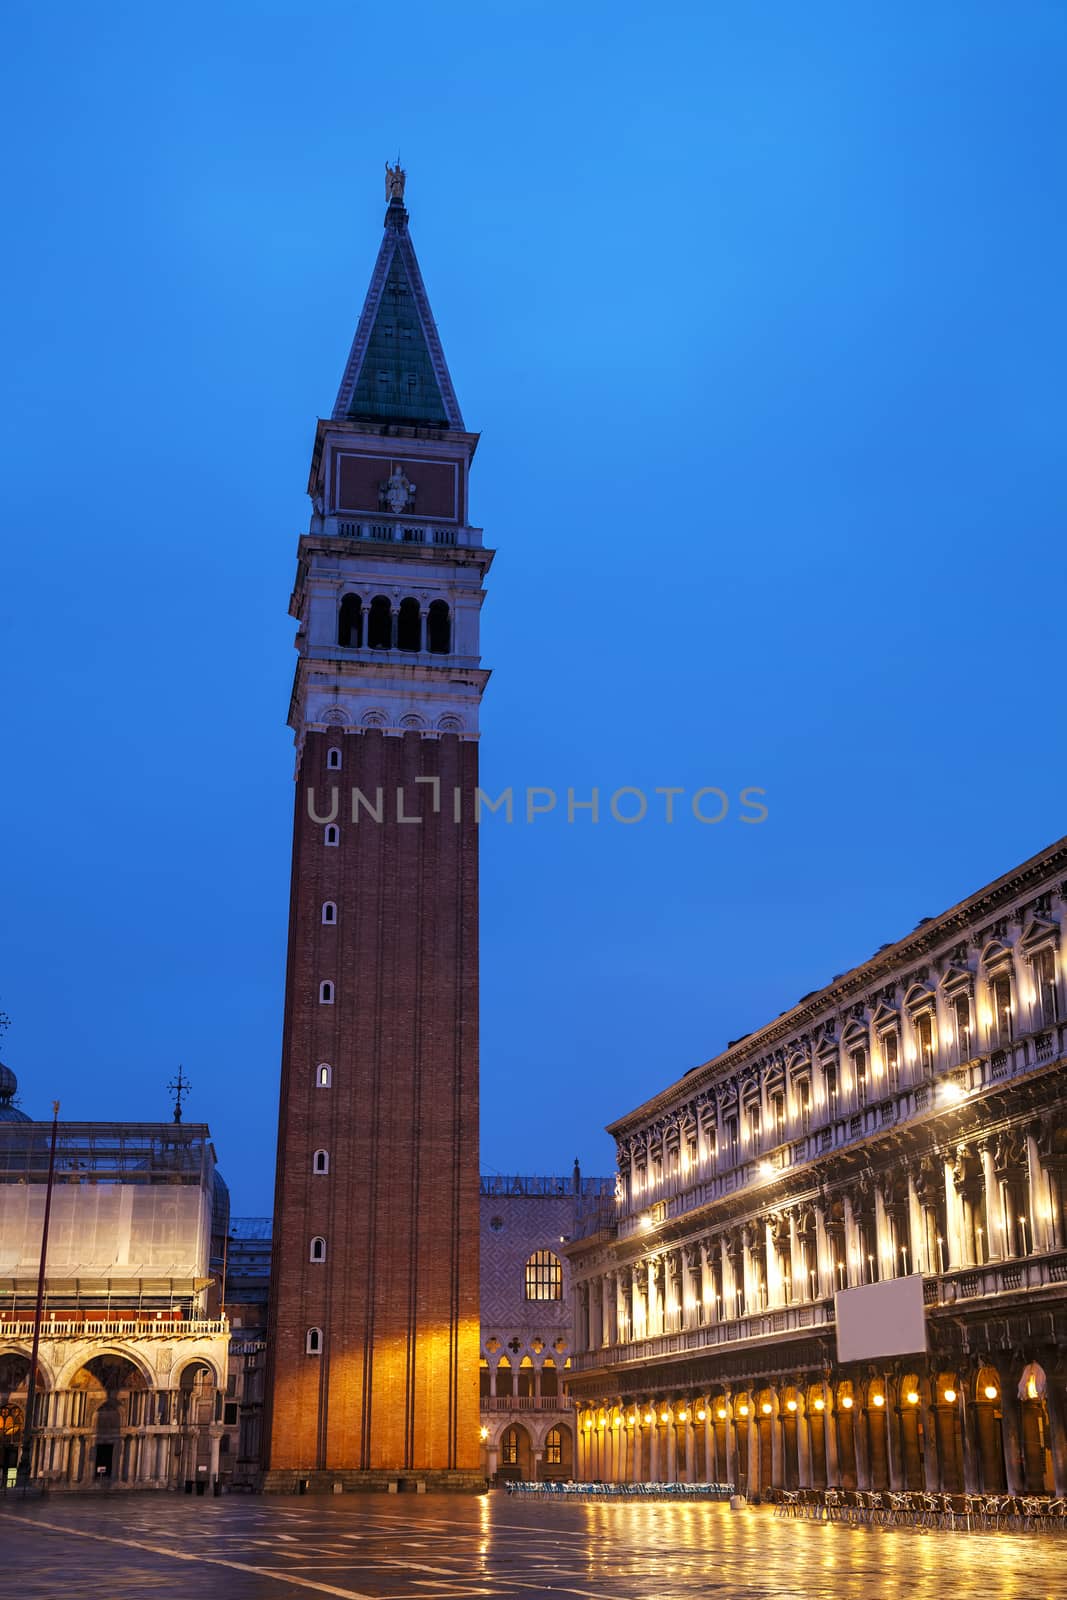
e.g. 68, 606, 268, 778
0, 1063, 231, 1491
0, 1063, 30, 1123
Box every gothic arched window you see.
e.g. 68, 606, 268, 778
427, 599, 451, 654
397, 597, 421, 652
525, 1249, 563, 1301
338, 594, 362, 648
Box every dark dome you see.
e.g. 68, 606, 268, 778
0, 1062, 31, 1123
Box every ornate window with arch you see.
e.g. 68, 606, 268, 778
545, 1426, 563, 1465
427, 598, 451, 654
310, 1236, 326, 1263
524, 1250, 563, 1301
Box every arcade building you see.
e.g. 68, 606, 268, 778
565, 835, 1067, 1500
0, 1073, 230, 1491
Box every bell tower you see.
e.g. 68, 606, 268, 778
263, 168, 491, 1489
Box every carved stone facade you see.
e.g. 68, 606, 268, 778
565, 837, 1067, 1498
478, 1172, 613, 1483
0, 1113, 230, 1491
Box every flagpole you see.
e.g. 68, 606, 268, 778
16, 1100, 60, 1489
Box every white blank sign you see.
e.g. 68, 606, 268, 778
835, 1275, 927, 1363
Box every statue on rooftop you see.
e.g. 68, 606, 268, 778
385, 161, 406, 202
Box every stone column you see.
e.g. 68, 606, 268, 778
979, 1142, 1001, 1260
997, 1369, 1025, 1495
1026, 1132, 1053, 1252
770, 1396, 784, 1488
665, 1416, 677, 1483
1044, 1372, 1067, 1497
590, 1277, 603, 1350
796, 1402, 811, 1488
649, 1416, 660, 1482
906, 1169, 926, 1274
958, 1381, 981, 1494
943, 1158, 962, 1268
685, 1416, 695, 1482
823, 1391, 840, 1487
704, 1407, 714, 1483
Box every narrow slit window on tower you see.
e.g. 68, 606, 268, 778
316, 1064, 332, 1088
427, 599, 451, 654
326, 747, 342, 771
324, 824, 339, 847
306, 1327, 322, 1355
319, 981, 334, 1004
338, 594, 362, 648
310, 1236, 327, 1263
313, 1149, 329, 1175
397, 596, 421, 652
368, 595, 392, 650
322, 902, 337, 925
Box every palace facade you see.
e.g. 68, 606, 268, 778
478, 1170, 612, 1484
565, 837, 1067, 1500
0, 1071, 230, 1491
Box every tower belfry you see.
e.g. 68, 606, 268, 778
263, 171, 491, 1489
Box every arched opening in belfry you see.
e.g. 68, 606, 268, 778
397, 597, 421, 652
367, 595, 392, 650
338, 594, 362, 648
427, 599, 450, 654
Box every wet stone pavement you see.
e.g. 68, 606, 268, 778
1, 1492, 1066, 1599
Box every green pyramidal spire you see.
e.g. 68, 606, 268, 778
333, 174, 464, 430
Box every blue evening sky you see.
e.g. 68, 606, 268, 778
1, 3, 1065, 1212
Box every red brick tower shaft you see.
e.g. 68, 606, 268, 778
263, 173, 491, 1487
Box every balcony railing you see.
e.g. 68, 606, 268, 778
322, 517, 483, 549
0, 1317, 228, 1338
481, 1395, 573, 1412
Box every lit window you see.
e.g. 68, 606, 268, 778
953, 994, 972, 1059
324, 824, 339, 847
319, 981, 334, 1004
851, 1048, 868, 1106
316, 1063, 332, 1088
881, 1031, 900, 1087
310, 1236, 326, 1263
991, 974, 1013, 1044
545, 1426, 562, 1465
916, 1012, 934, 1071
525, 1250, 563, 1301
313, 1150, 329, 1175
824, 1064, 838, 1110
322, 902, 337, 925
1035, 949, 1059, 1026
501, 1427, 519, 1465
306, 1327, 322, 1355
326, 747, 342, 770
